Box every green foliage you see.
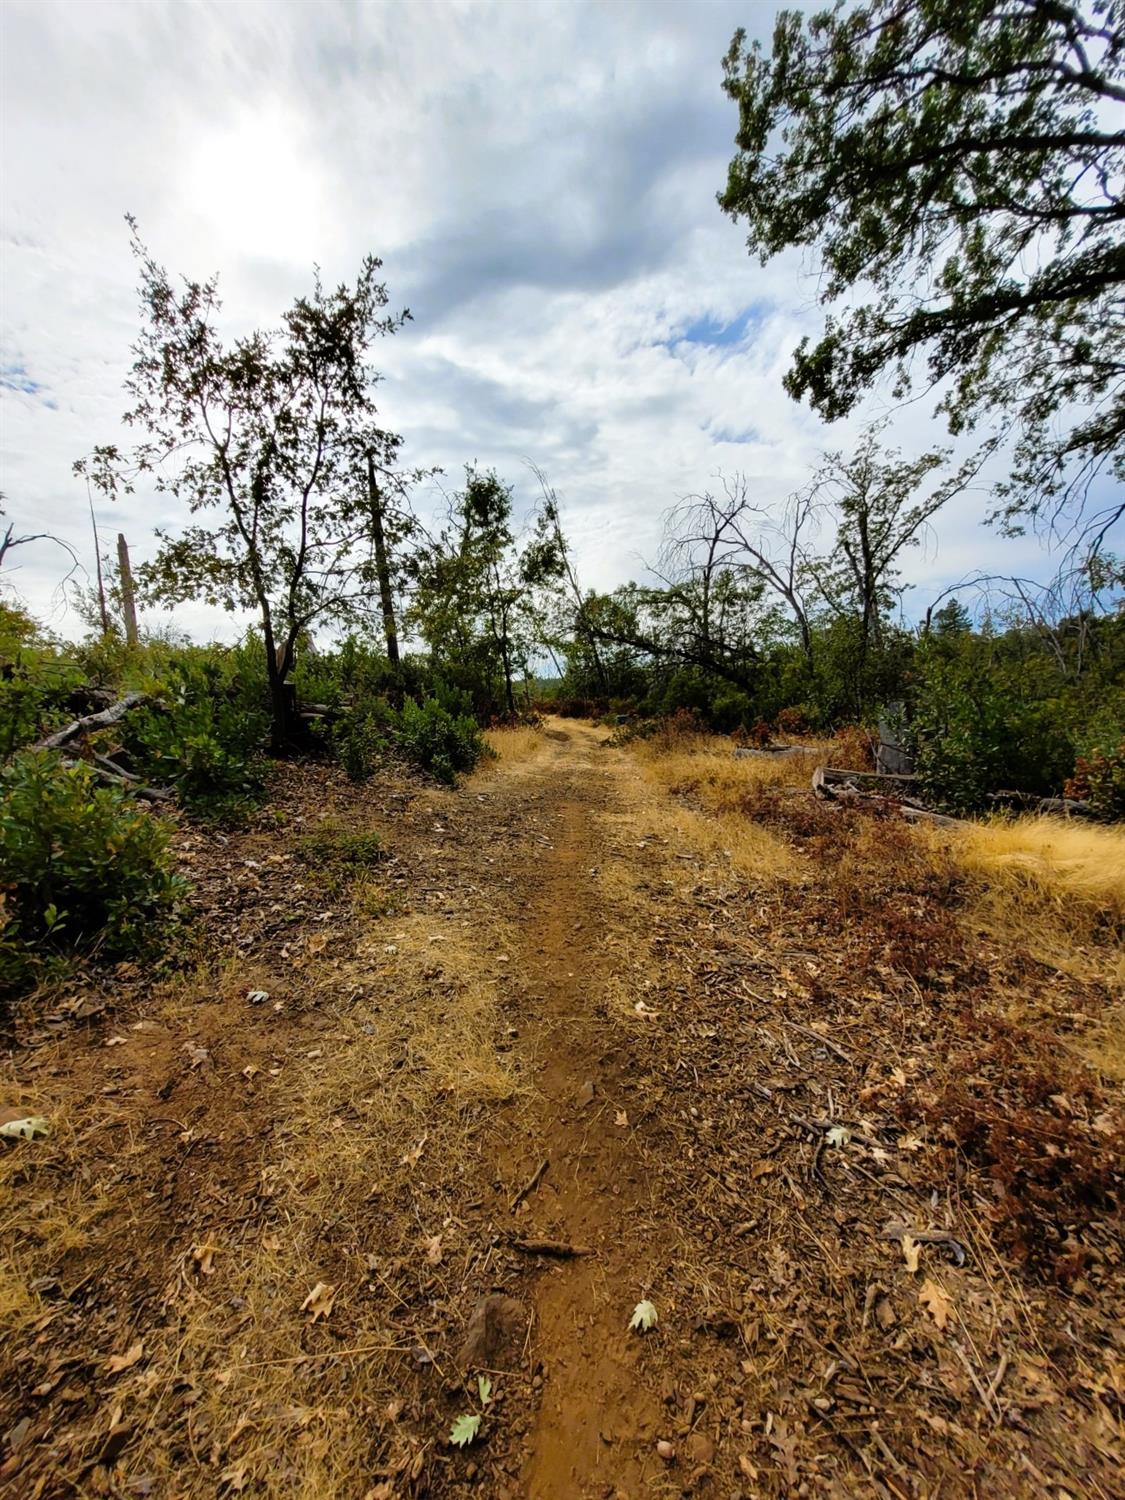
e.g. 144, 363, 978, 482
0, 751, 184, 992
124, 656, 268, 821
0, 605, 86, 758
298, 822, 384, 875
720, 0, 1125, 528
907, 640, 1076, 814
1066, 739, 1125, 820
397, 695, 490, 785
331, 701, 394, 784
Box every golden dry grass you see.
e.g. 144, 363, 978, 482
927, 815, 1125, 987
623, 733, 808, 881
482, 722, 547, 765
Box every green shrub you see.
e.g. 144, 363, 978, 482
0, 751, 185, 992
1066, 739, 1125, 820
397, 697, 489, 784
124, 658, 268, 821
331, 702, 394, 784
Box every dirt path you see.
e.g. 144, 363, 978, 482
482, 724, 668, 1497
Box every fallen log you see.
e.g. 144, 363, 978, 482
812, 764, 966, 827
61, 757, 172, 802
36, 692, 148, 751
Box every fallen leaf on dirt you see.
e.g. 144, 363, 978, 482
192, 1244, 217, 1275
423, 1235, 443, 1265
363, 1486, 395, 1500
246, 990, 269, 1005
576, 1079, 595, 1107
301, 1281, 336, 1322
0, 1114, 50, 1141
615, 1110, 628, 1128
901, 1234, 921, 1274
751, 1159, 775, 1179
105, 1035, 129, 1047
738, 1454, 758, 1480
633, 1001, 660, 1017
401, 1133, 428, 1168
449, 1413, 481, 1447
629, 1299, 659, 1333
182, 1043, 209, 1069
241, 1065, 260, 1082
825, 1126, 850, 1148
219, 1463, 250, 1492
477, 1375, 493, 1405
105, 1340, 144, 1374
918, 1278, 954, 1331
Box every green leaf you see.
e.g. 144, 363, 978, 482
477, 1375, 493, 1406
449, 1413, 481, 1448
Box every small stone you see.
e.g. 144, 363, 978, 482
656, 1440, 676, 1462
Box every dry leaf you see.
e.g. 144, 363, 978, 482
901, 1233, 921, 1274
301, 1281, 337, 1322
401, 1133, 428, 1168
105, 1340, 144, 1375
423, 1235, 443, 1266
918, 1278, 953, 1331
750, 1159, 775, 1179
192, 1244, 216, 1276
614, 1111, 628, 1128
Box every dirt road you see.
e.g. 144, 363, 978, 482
1, 721, 1120, 1499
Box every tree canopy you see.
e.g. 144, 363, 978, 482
720, 0, 1125, 541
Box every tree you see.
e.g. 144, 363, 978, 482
410, 468, 564, 717
720, 0, 1125, 539
78, 223, 411, 750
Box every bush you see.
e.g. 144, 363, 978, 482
124, 658, 268, 820
0, 752, 184, 993
397, 697, 489, 784
331, 702, 394, 784
1065, 738, 1125, 820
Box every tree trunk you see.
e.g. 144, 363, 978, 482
117, 534, 139, 647
366, 452, 400, 667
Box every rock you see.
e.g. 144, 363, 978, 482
576, 1079, 596, 1108
656, 1440, 676, 1462
458, 1293, 528, 1371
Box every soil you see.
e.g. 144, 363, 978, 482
1, 721, 1122, 1499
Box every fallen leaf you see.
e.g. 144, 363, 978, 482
219, 1462, 250, 1492
750, 1159, 775, 1179
105, 1340, 144, 1375
449, 1412, 481, 1447
614, 1111, 628, 1128
575, 1079, 595, 1108
477, 1375, 493, 1405
401, 1133, 428, 1168
0, 1114, 50, 1141
633, 1001, 660, 1017
918, 1278, 954, 1332
246, 990, 269, 1005
901, 1234, 921, 1274
301, 1281, 336, 1322
825, 1126, 850, 1148
105, 1035, 129, 1047
629, 1299, 658, 1333
423, 1235, 443, 1266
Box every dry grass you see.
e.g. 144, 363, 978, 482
482, 722, 546, 765
0, 897, 522, 1496
929, 815, 1125, 986
623, 734, 808, 881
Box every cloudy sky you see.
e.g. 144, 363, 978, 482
0, 0, 1081, 640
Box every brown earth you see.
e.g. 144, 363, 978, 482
1, 721, 1121, 1499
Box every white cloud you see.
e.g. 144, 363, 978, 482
0, 0, 1091, 641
